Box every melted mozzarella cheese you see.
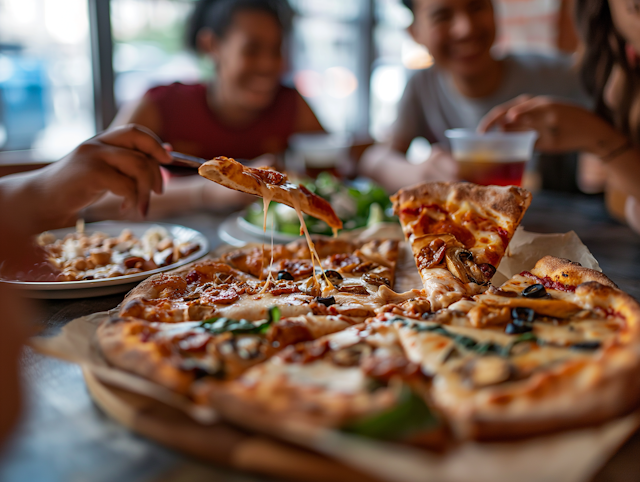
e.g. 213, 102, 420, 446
246, 359, 366, 394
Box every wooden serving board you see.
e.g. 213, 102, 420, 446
83, 368, 379, 482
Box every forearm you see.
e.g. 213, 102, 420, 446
603, 148, 640, 201
579, 124, 640, 201
0, 168, 71, 236
360, 145, 414, 193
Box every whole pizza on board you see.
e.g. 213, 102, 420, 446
95, 168, 640, 445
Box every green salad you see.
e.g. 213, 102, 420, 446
244, 173, 397, 235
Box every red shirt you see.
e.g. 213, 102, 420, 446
145, 82, 298, 161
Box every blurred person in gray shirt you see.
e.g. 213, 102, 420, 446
361, 0, 588, 193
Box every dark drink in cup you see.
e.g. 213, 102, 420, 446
445, 129, 537, 187
457, 158, 527, 186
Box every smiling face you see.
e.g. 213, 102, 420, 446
409, 0, 496, 78
208, 9, 284, 112
608, 0, 640, 55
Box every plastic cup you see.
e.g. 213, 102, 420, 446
444, 129, 538, 186
286, 132, 352, 179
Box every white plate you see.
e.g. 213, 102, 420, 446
2, 221, 209, 299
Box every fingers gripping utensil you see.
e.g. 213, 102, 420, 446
164, 152, 208, 175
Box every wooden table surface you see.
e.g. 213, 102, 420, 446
1, 191, 640, 482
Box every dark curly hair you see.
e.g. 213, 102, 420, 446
575, 0, 640, 143
186, 0, 294, 52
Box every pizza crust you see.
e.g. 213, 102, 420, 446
531, 256, 618, 289
429, 276, 640, 440
392, 182, 531, 227
97, 318, 195, 394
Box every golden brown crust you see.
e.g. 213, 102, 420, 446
531, 256, 618, 289
431, 276, 640, 440
199, 156, 342, 229
465, 356, 640, 440
96, 318, 195, 394
392, 182, 531, 225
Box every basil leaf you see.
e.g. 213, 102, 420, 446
342, 386, 438, 440
267, 306, 281, 324
199, 316, 272, 336
501, 332, 538, 357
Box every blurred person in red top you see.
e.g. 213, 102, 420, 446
117, 0, 322, 159
107, 0, 323, 218
0, 125, 171, 448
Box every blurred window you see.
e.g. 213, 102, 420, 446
110, 0, 201, 108
494, 0, 563, 54
0, 0, 94, 160
0, 0, 573, 162
370, 0, 430, 141
290, 0, 371, 135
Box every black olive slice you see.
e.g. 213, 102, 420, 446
316, 296, 336, 307
324, 270, 343, 282
277, 270, 294, 281
571, 340, 601, 351
522, 283, 547, 298
505, 322, 533, 334
511, 307, 535, 323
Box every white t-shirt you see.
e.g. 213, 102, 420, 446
393, 53, 590, 148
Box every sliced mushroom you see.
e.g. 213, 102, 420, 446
331, 342, 372, 367
323, 270, 343, 284
299, 277, 321, 297
445, 246, 494, 285
235, 336, 264, 359
363, 272, 390, 287
180, 356, 223, 379
338, 285, 370, 295
466, 356, 512, 388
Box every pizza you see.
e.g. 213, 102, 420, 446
201, 255, 640, 442
98, 235, 402, 397
3, 224, 201, 282
98, 308, 353, 392
118, 237, 400, 324
199, 319, 442, 446
391, 182, 531, 310
198, 156, 343, 233
92, 179, 640, 447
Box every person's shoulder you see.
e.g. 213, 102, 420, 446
506, 52, 576, 75
407, 65, 439, 84
144, 82, 207, 102
403, 66, 440, 96
504, 52, 586, 103
277, 84, 301, 100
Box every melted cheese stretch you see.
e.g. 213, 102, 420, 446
290, 189, 335, 294
258, 194, 275, 294
255, 179, 336, 295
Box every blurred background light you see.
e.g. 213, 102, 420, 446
44, 0, 89, 45
401, 40, 433, 70
324, 66, 358, 99
293, 69, 323, 98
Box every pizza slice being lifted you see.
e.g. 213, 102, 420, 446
391, 182, 531, 310
198, 156, 342, 232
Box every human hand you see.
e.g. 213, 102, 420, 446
416, 144, 459, 182
26, 124, 172, 229
478, 95, 626, 155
